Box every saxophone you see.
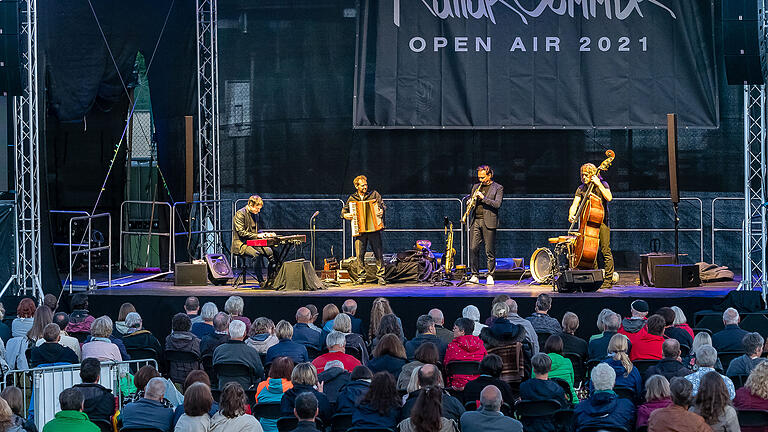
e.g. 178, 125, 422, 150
461, 187, 481, 224
444, 218, 455, 275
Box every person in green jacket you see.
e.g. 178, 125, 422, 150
540, 335, 579, 402
42, 388, 99, 432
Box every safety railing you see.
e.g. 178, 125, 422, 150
66, 213, 112, 292
2, 359, 158, 430
463, 197, 705, 265
711, 197, 745, 270
231, 198, 347, 265
172, 199, 232, 261
377, 197, 465, 264
119, 201, 173, 273
49, 210, 90, 249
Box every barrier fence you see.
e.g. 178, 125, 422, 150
2, 359, 158, 430
107, 195, 745, 276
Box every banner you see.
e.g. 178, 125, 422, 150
353, 0, 718, 129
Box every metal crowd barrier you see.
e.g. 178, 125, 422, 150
66, 213, 112, 292
172, 199, 232, 260
231, 197, 348, 263
2, 359, 158, 430
119, 201, 173, 273
711, 197, 744, 269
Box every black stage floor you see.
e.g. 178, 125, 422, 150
81, 271, 740, 341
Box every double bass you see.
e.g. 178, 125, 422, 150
568, 150, 615, 269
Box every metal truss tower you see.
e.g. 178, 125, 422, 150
196, 0, 222, 256
13, 0, 43, 298
741, 85, 768, 298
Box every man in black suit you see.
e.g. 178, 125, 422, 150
231, 195, 274, 283
466, 165, 504, 285
342, 299, 364, 336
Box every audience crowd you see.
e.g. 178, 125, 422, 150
0, 292, 765, 432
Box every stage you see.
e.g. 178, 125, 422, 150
80, 271, 742, 342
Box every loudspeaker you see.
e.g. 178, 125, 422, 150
666, 114, 680, 204
722, 0, 766, 84
174, 262, 208, 286
205, 254, 233, 285
639, 253, 677, 286
555, 269, 603, 293
0, 1, 21, 96
653, 264, 701, 288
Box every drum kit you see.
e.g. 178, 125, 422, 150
529, 236, 574, 284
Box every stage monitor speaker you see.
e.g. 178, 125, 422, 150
174, 262, 208, 286
555, 269, 603, 293
722, 0, 766, 85
205, 254, 233, 285
272, 260, 325, 291
653, 264, 701, 288
666, 113, 680, 204
640, 253, 678, 286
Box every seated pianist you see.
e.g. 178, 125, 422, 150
231, 195, 276, 283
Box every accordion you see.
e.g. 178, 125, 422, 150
349, 200, 384, 237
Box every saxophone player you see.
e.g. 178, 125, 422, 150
466, 165, 504, 285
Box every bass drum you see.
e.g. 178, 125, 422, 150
530, 247, 555, 283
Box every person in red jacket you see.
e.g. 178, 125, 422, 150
630, 315, 666, 361
444, 318, 487, 389
618, 299, 649, 348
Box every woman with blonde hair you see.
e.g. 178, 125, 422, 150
279, 363, 332, 424
596, 333, 642, 395
636, 375, 672, 428
735, 360, 768, 432
671, 306, 694, 339
369, 297, 403, 341
686, 332, 724, 371
321, 304, 339, 332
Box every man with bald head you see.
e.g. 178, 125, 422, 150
460, 385, 523, 432
504, 299, 539, 354
342, 299, 364, 336
293, 307, 322, 349
400, 364, 465, 421
712, 307, 750, 353
644, 338, 692, 382
429, 308, 454, 345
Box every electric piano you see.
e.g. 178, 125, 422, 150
246, 234, 307, 289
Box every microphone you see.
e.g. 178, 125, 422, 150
311, 211, 320, 219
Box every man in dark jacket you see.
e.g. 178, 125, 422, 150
342, 299, 364, 336
201, 312, 231, 358
120, 377, 175, 431
316, 360, 351, 404
466, 165, 503, 286
401, 364, 465, 421
290, 392, 322, 432
405, 315, 447, 361
644, 339, 692, 382
267, 320, 309, 364
518, 353, 567, 432
231, 196, 275, 281
429, 308, 455, 345
574, 363, 635, 432
588, 313, 631, 361
712, 307, 750, 353
726, 332, 766, 377
293, 307, 322, 350
30, 323, 78, 367
335, 366, 372, 415
165, 313, 201, 384
73, 358, 116, 426
121, 312, 163, 361
341, 175, 387, 285
212, 319, 264, 389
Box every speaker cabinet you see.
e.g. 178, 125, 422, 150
640, 253, 677, 286
653, 264, 701, 288
174, 262, 208, 286
722, 0, 766, 84
205, 254, 233, 285
555, 269, 603, 293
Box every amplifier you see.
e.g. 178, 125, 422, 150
555, 269, 603, 293
174, 262, 208, 286
653, 264, 701, 288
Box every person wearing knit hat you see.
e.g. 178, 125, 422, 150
618, 299, 649, 348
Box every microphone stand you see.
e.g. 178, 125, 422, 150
310, 213, 318, 269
